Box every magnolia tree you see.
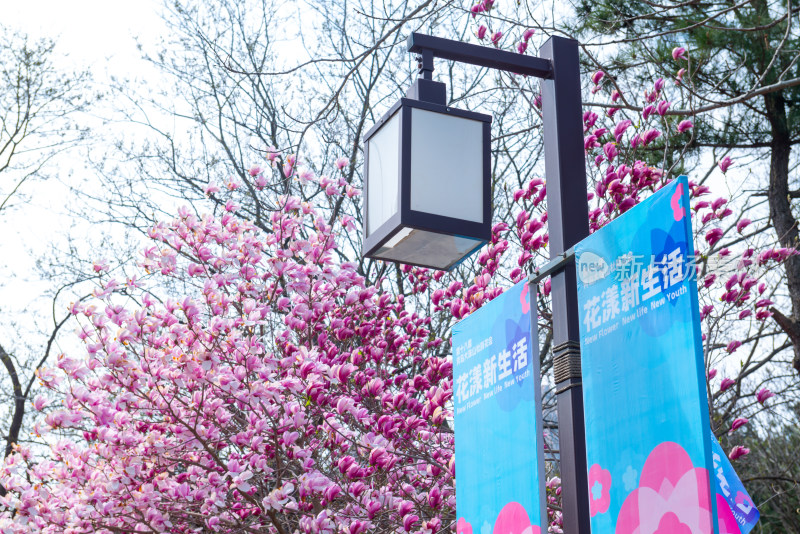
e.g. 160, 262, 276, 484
1, 186, 456, 533
0, 144, 791, 534
1, 3, 798, 534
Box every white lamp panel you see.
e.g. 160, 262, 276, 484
367, 112, 401, 235
409, 108, 484, 223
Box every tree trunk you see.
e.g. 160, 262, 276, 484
0, 344, 24, 496
765, 92, 800, 373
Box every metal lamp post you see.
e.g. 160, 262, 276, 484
362, 33, 591, 533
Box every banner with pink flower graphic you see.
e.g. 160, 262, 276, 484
452, 280, 545, 534
575, 176, 719, 533
710, 432, 760, 533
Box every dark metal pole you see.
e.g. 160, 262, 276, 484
539, 36, 591, 534
403, 32, 591, 532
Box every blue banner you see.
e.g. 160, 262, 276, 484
575, 177, 718, 533
711, 433, 760, 534
453, 280, 545, 534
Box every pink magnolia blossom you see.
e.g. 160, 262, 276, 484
677, 120, 693, 133
603, 142, 618, 161
618, 197, 637, 213
491, 31, 502, 46
522, 28, 536, 41
720, 378, 736, 392
583, 111, 598, 129
729, 418, 748, 433
477, 25, 487, 40
642, 129, 661, 145
726, 340, 742, 353
728, 446, 750, 461
613, 119, 632, 143
32, 396, 49, 411
736, 218, 751, 233
756, 388, 774, 404
705, 228, 723, 246
672, 47, 687, 60
756, 309, 773, 321
403, 515, 419, 531
719, 156, 733, 173
755, 298, 774, 308
592, 71, 605, 85
335, 157, 350, 170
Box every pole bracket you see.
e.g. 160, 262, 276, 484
528, 247, 575, 284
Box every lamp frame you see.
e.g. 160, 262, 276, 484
362, 97, 492, 270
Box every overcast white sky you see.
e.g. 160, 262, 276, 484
0, 1, 169, 360
0, 0, 759, 369
1, 0, 164, 74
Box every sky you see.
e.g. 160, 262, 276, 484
0, 0, 317, 365
1, 0, 164, 75
0, 0, 766, 378
0, 1, 168, 361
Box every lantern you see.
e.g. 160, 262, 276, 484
362, 91, 492, 271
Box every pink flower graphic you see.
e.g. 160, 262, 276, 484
716, 494, 743, 534
520, 283, 530, 314
588, 464, 612, 516
457, 517, 473, 534
654, 512, 692, 534
492, 502, 541, 534
671, 182, 686, 221
617, 442, 713, 534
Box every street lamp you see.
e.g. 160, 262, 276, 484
361, 79, 492, 271
361, 33, 592, 534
